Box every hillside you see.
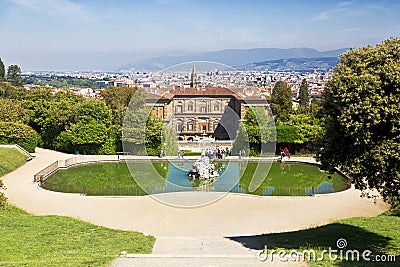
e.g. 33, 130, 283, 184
239, 56, 339, 72
122, 47, 349, 71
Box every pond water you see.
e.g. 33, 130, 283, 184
43, 161, 349, 196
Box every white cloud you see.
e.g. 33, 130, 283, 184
7, 0, 92, 20
312, 12, 329, 21
338, 1, 355, 7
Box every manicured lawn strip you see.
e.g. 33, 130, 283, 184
181, 150, 201, 156
256, 215, 399, 266
0, 205, 155, 266
0, 148, 27, 177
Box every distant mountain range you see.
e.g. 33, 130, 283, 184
121, 47, 349, 72
239, 56, 340, 72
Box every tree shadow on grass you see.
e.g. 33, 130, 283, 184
228, 223, 399, 266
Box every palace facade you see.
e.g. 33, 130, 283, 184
146, 66, 269, 141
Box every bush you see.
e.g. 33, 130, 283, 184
0, 121, 38, 152
276, 125, 297, 143
0, 179, 7, 209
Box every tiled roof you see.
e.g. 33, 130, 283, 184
164, 86, 243, 100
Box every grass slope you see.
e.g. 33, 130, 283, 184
0, 148, 27, 177
251, 215, 400, 266
0, 205, 155, 266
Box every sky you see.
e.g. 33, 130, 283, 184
1, 0, 400, 71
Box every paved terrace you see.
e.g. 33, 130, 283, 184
2, 148, 389, 266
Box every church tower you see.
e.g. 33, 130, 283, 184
190, 64, 198, 89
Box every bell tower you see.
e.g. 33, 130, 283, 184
190, 64, 198, 89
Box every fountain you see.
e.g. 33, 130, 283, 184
188, 156, 219, 179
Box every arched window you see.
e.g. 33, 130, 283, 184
176, 120, 183, 132
175, 102, 183, 113
200, 101, 207, 113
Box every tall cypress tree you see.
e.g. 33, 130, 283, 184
6, 65, 23, 86
270, 80, 293, 122
298, 78, 310, 113
0, 58, 5, 81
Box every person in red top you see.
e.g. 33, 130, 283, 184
283, 147, 290, 159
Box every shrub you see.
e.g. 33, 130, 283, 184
0, 179, 7, 209
0, 121, 38, 152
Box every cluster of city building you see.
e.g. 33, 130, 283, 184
24, 68, 332, 101
22, 67, 331, 141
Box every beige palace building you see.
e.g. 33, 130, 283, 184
146, 67, 269, 141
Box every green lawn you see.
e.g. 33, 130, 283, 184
0, 205, 155, 266
0, 148, 28, 177
181, 150, 201, 156
254, 215, 399, 266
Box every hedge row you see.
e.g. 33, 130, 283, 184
0, 121, 38, 152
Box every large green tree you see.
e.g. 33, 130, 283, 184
232, 122, 249, 156
0, 58, 5, 81
33, 92, 83, 149
65, 99, 114, 154
0, 81, 25, 99
0, 121, 38, 152
270, 80, 293, 122
99, 86, 138, 127
0, 99, 31, 123
298, 78, 310, 113
232, 107, 274, 156
6, 65, 23, 87
321, 38, 400, 206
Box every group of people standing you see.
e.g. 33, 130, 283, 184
204, 147, 230, 160
177, 150, 185, 159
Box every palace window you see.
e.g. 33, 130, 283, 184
176, 105, 182, 113
177, 124, 183, 132
187, 123, 193, 131
188, 104, 193, 111
200, 101, 207, 113
214, 104, 220, 112
202, 125, 207, 131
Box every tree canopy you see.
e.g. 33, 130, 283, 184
321, 38, 400, 207
270, 80, 293, 122
232, 107, 275, 156
0, 58, 5, 81
298, 78, 310, 113
100, 86, 138, 127
0, 98, 31, 124
6, 65, 23, 87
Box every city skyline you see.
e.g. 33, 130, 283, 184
1, 0, 400, 71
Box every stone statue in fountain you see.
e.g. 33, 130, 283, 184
188, 156, 219, 179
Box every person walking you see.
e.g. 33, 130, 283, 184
81, 185, 87, 196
